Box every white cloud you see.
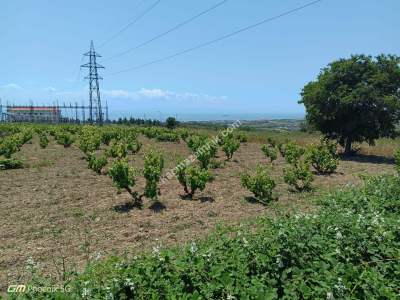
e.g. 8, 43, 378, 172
137, 88, 226, 104
44, 86, 58, 92
138, 88, 173, 99
103, 89, 131, 98
0, 83, 23, 90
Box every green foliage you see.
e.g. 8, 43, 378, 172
156, 131, 180, 143
108, 140, 128, 159
241, 165, 276, 203
88, 154, 108, 174
165, 116, 179, 129
20, 175, 400, 299
185, 166, 212, 198
55, 131, 74, 148
143, 150, 164, 200
178, 128, 190, 142
108, 159, 136, 194
176, 164, 212, 198
127, 138, 142, 154
78, 126, 101, 155
284, 142, 305, 165
266, 137, 277, 148
221, 136, 240, 160
0, 158, 23, 170
235, 132, 248, 143
0, 136, 20, 158
283, 161, 314, 191
395, 149, 400, 175
39, 132, 49, 149
261, 144, 278, 163
300, 54, 400, 154
307, 139, 339, 174
187, 135, 208, 152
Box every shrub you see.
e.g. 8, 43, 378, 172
235, 132, 248, 143
241, 165, 276, 204
0, 137, 20, 158
221, 137, 240, 160
176, 164, 212, 198
55, 131, 74, 148
266, 137, 277, 148
156, 131, 180, 143
284, 142, 305, 165
143, 150, 164, 200
178, 129, 190, 142
79, 127, 101, 155
108, 159, 136, 197
39, 133, 49, 149
395, 149, 400, 175
283, 161, 314, 191
307, 140, 339, 174
88, 154, 108, 174
127, 138, 142, 154
0, 158, 23, 170
196, 145, 215, 169
187, 135, 208, 152
261, 144, 278, 163
108, 140, 128, 159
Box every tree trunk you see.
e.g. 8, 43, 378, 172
344, 139, 352, 155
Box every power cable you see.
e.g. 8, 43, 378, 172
98, 0, 162, 48
106, 0, 323, 76
101, 0, 229, 62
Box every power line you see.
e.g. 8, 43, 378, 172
98, 0, 162, 48
102, 0, 229, 62
106, 0, 324, 77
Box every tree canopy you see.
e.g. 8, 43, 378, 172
300, 54, 400, 154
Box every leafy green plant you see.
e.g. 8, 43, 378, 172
241, 165, 276, 204
79, 127, 101, 155
108, 159, 138, 201
187, 135, 208, 152
266, 137, 277, 148
235, 132, 248, 143
176, 164, 212, 198
261, 144, 278, 163
108, 140, 128, 158
143, 150, 164, 200
0, 137, 20, 158
284, 142, 305, 165
0, 158, 23, 170
55, 131, 74, 148
283, 161, 314, 191
196, 146, 214, 169
88, 154, 108, 174
221, 137, 240, 160
39, 132, 49, 149
307, 140, 339, 174
127, 138, 142, 154
395, 149, 400, 175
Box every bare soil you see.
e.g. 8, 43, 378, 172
0, 136, 396, 290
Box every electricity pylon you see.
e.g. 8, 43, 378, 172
81, 41, 104, 125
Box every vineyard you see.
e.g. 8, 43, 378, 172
0, 123, 399, 296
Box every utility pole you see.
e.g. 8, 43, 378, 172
81, 40, 105, 125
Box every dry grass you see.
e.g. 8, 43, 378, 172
0, 133, 397, 290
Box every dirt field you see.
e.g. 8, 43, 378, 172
0, 134, 397, 290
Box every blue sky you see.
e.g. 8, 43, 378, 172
0, 0, 399, 120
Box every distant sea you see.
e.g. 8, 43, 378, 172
110, 112, 305, 122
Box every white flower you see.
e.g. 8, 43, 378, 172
335, 231, 343, 240
326, 291, 334, 299
190, 242, 198, 254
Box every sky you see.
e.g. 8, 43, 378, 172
0, 0, 399, 120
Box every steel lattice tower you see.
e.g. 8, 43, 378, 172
81, 41, 105, 125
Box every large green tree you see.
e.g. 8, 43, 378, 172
300, 54, 400, 154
